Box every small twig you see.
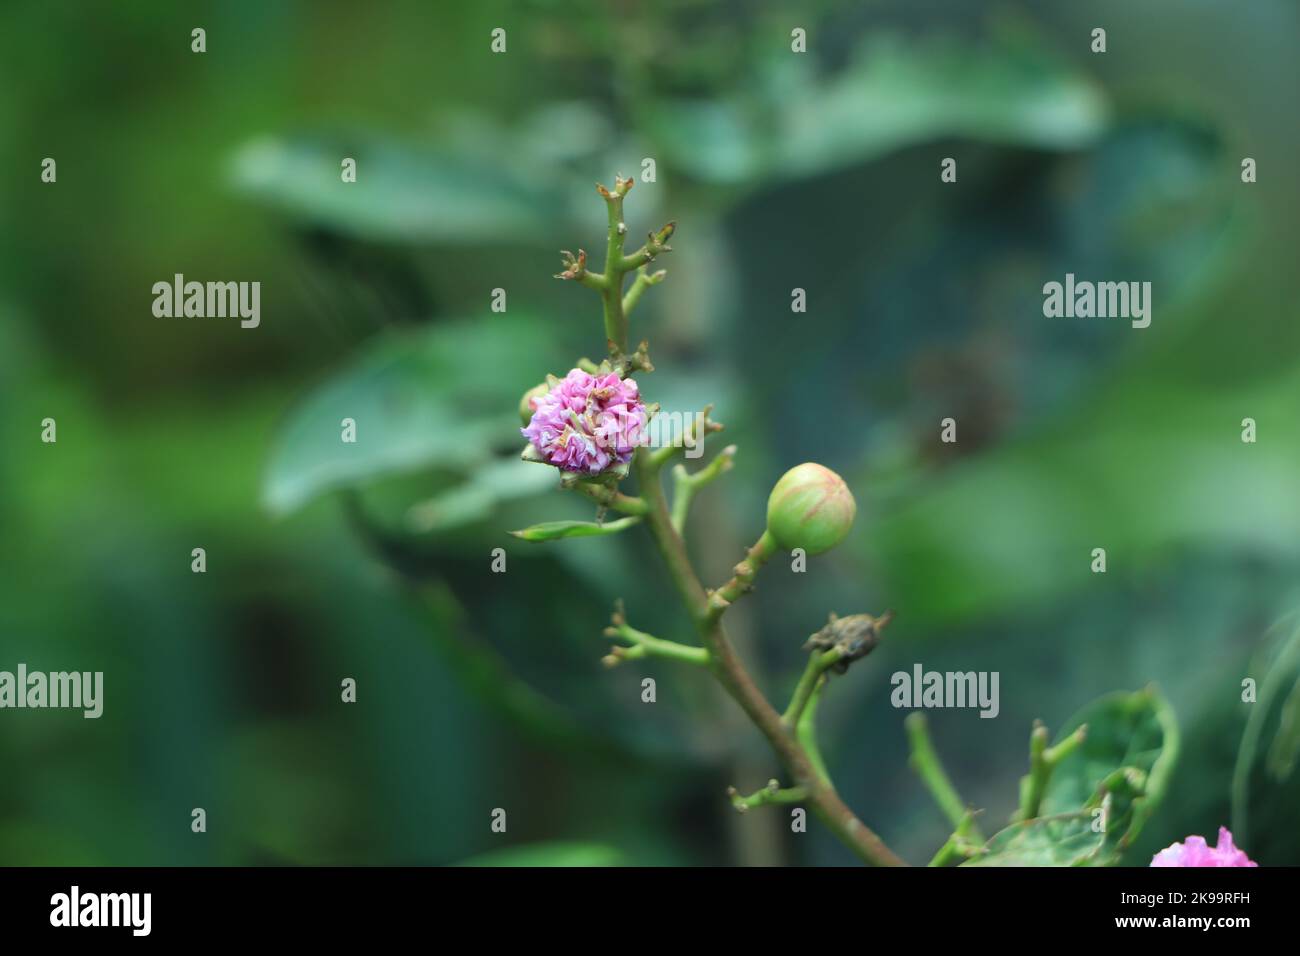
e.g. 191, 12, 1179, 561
553, 248, 605, 291
927, 811, 984, 867
623, 266, 667, 318
782, 648, 844, 729
794, 673, 832, 785
631, 447, 904, 865
727, 779, 808, 813
619, 221, 675, 273
648, 404, 722, 471
670, 444, 737, 535
1015, 721, 1089, 822
706, 530, 778, 622
905, 713, 984, 841
602, 600, 707, 668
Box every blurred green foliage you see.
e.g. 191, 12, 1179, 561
2, 0, 1297, 866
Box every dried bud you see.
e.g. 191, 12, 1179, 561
803, 610, 892, 673
765, 463, 856, 555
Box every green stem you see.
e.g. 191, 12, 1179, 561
905, 713, 983, 840
648, 404, 715, 470
706, 529, 778, 621
619, 221, 675, 272
796, 676, 831, 785
669, 444, 736, 535
927, 811, 981, 867
601, 186, 629, 355
623, 266, 665, 318
728, 779, 808, 812
559, 180, 673, 362
632, 449, 904, 866
782, 648, 842, 728
603, 621, 707, 667
1015, 721, 1088, 822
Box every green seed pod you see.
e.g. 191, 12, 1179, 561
765, 463, 856, 555
519, 383, 550, 425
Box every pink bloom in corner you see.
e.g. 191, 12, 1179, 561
1150, 827, 1257, 867
522, 369, 647, 475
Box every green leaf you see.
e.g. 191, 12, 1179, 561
456, 841, 623, 867
1232, 619, 1300, 855
869, 372, 1300, 629
1041, 687, 1179, 854
405, 459, 558, 534
509, 516, 642, 542
647, 32, 1107, 187
963, 812, 1103, 867
229, 135, 565, 243
263, 314, 559, 515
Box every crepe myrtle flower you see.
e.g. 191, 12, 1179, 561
521, 368, 647, 475
1150, 827, 1257, 867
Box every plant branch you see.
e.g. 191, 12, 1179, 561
648, 404, 721, 471
795, 674, 831, 785
603, 600, 707, 667
619, 220, 675, 273
782, 647, 843, 728
927, 811, 983, 867
706, 529, 778, 622
1015, 721, 1088, 822
670, 444, 737, 535
553, 248, 605, 291
727, 779, 808, 812
555, 181, 902, 864
905, 713, 984, 841
623, 266, 666, 318
557, 178, 675, 364
598, 178, 632, 355
631, 447, 905, 866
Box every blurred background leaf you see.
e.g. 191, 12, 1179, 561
458, 840, 623, 867
262, 313, 560, 515
1231, 620, 1300, 866
229, 134, 572, 244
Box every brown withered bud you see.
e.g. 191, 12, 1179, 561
802, 610, 894, 674
554, 248, 588, 280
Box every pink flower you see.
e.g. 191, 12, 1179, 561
1150, 828, 1257, 867
521, 369, 647, 475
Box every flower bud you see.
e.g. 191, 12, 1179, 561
519, 383, 550, 426
765, 463, 856, 555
